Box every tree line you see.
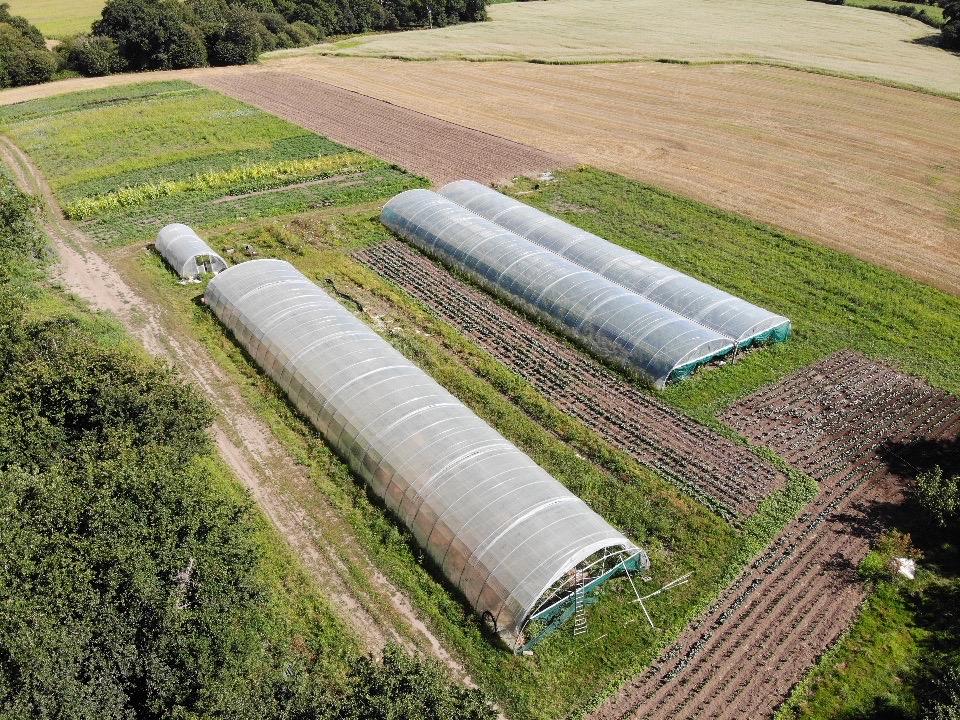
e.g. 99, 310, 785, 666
0, 0, 488, 89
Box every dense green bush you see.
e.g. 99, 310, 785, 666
0, 179, 42, 269
943, 1, 960, 48
324, 643, 496, 720
60, 34, 124, 76
913, 466, 960, 529
207, 5, 265, 66
0, 5, 57, 88
93, 0, 208, 70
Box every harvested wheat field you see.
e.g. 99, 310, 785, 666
316, 0, 960, 96
267, 57, 960, 296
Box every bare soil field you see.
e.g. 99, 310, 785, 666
356, 240, 788, 520
592, 351, 960, 719
273, 57, 960, 296
192, 71, 570, 185
317, 0, 960, 95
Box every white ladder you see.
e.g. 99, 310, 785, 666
573, 569, 587, 636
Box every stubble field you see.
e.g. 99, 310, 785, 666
318, 0, 960, 95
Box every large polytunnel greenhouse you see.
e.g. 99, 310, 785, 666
438, 181, 791, 348
156, 223, 228, 280
380, 190, 735, 388
205, 259, 649, 650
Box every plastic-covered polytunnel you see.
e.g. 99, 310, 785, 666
438, 180, 791, 348
380, 190, 735, 388
156, 223, 228, 280
205, 259, 648, 650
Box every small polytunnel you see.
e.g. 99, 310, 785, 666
380, 190, 735, 388
205, 259, 647, 648
438, 180, 791, 348
156, 223, 228, 280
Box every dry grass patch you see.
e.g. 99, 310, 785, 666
313, 0, 960, 96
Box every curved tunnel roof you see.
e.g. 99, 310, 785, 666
438, 180, 791, 347
156, 223, 228, 279
205, 259, 643, 645
381, 190, 734, 388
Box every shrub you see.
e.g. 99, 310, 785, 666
913, 466, 960, 529
944, 2, 960, 49
323, 643, 496, 720
207, 5, 264, 66
64, 34, 124, 76
291, 20, 322, 42
0, 24, 57, 88
94, 0, 208, 70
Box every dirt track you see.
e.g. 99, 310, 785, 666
192, 70, 570, 185
592, 351, 960, 719
357, 240, 788, 520
0, 135, 475, 686
269, 57, 960, 297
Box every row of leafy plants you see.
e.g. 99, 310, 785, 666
0, 168, 495, 717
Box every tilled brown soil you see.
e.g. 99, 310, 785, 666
591, 350, 960, 720
355, 240, 787, 520
192, 70, 571, 186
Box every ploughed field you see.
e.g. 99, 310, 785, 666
591, 351, 960, 720
355, 239, 788, 521
192, 71, 570, 186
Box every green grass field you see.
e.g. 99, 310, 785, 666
0, 81, 426, 245
7, 0, 102, 38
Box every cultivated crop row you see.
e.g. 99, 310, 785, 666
592, 352, 960, 719
356, 240, 788, 520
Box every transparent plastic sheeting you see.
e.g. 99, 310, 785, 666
156, 223, 228, 279
205, 259, 645, 645
438, 180, 791, 348
380, 190, 735, 389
